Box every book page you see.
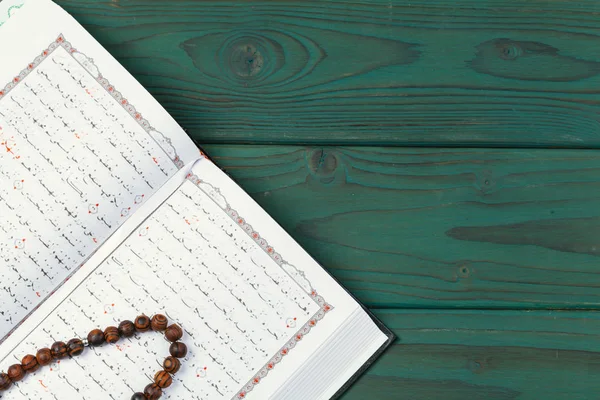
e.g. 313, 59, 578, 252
0, 0, 199, 341
0, 158, 364, 400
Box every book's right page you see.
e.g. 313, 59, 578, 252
0, 157, 390, 399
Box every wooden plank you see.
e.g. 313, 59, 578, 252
342, 309, 600, 399
57, 0, 600, 146
200, 145, 600, 309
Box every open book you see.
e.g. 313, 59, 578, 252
0, 0, 394, 398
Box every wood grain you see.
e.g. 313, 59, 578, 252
201, 144, 600, 309
342, 309, 600, 399
46, 2, 600, 397
55, 0, 600, 146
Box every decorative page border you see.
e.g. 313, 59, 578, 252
186, 173, 317, 296
0, 2, 23, 28
0, 34, 184, 168
185, 174, 333, 400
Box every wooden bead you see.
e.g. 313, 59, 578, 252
0, 372, 11, 391
131, 393, 146, 400
88, 329, 105, 346
151, 314, 168, 331
7, 364, 25, 382
144, 383, 162, 400
36, 348, 53, 366
154, 370, 172, 388
134, 315, 151, 332
163, 356, 181, 374
104, 326, 120, 344
164, 324, 183, 342
118, 320, 136, 338
51, 341, 68, 359
21, 354, 39, 373
67, 339, 85, 357
169, 342, 187, 358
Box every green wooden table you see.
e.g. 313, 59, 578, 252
58, 0, 600, 398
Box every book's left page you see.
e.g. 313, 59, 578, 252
0, 0, 200, 342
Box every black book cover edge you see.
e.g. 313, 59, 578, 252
193, 140, 397, 399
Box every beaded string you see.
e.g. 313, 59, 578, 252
0, 314, 186, 400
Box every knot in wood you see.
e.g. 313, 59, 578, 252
476, 169, 495, 194
497, 41, 522, 60
307, 149, 339, 184
457, 265, 470, 278
229, 42, 264, 78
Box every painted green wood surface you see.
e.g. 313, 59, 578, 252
201, 145, 600, 309
44, 1, 600, 398
56, 0, 600, 147
340, 309, 600, 399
